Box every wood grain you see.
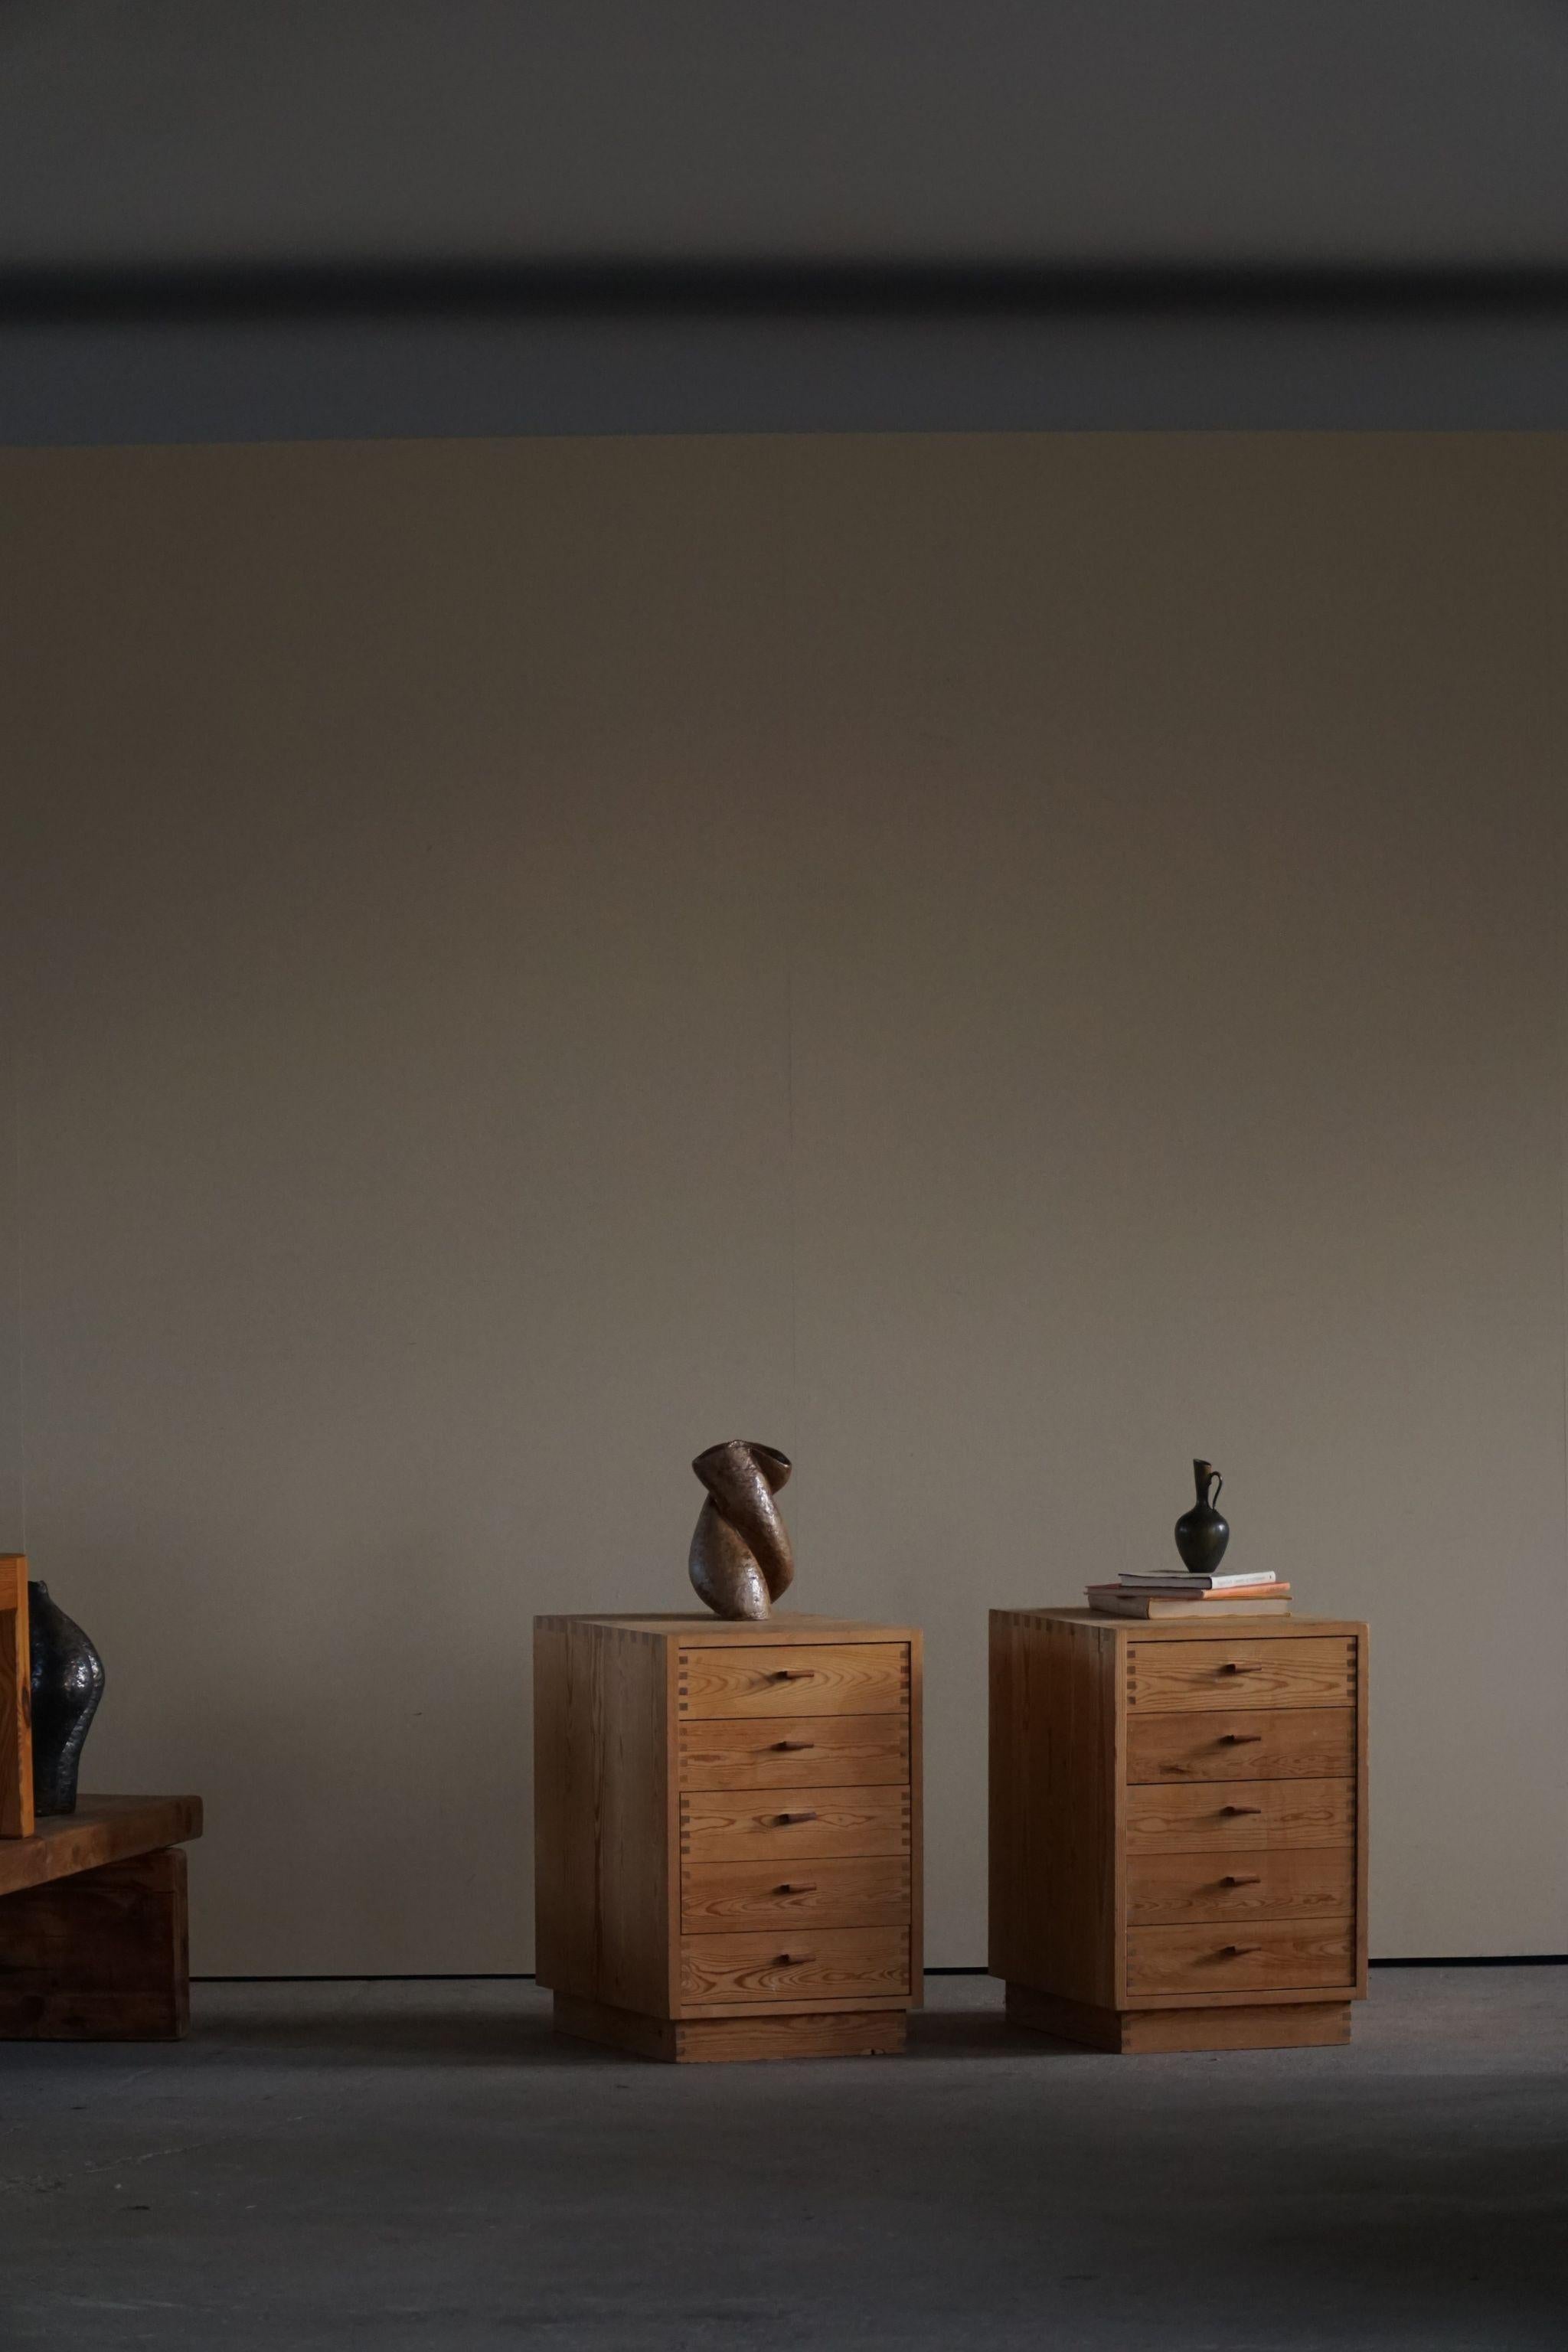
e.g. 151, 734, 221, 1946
682, 1854, 910, 1932
679, 1711, 909, 1789
531, 1620, 671, 2014
0, 1795, 202, 1899
1005, 1981, 1351, 2052
1127, 1705, 1354, 1784
1127, 1847, 1354, 1928
1125, 1917, 1355, 1996
1354, 1625, 1370, 1998
553, 1993, 906, 2062
1126, 1635, 1355, 1712
680, 1785, 909, 1864
906, 1628, 925, 2013
0, 1560, 33, 1840
1126, 1776, 1355, 1853
988, 1611, 1119, 2005
0, 1848, 189, 2039
681, 1925, 909, 2004
678, 1643, 908, 1720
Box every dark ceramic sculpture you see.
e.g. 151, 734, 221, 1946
689, 1440, 795, 1621
1174, 1459, 1230, 1574
28, 1580, 105, 1816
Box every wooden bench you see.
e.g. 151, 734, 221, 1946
2, 1558, 202, 2039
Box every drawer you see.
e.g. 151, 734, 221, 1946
1127, 1847, 1355, 1929
679, 1712, 909, 1791
1126, 1918, 1354, 1998
678, 1644, 909, 1720
1127, 1707, 1355, 1785
1126, 1636, 1355, 1713
1125, 1776, 1355, 1853
683, 1855, 911, 1933
680, 1784, 910, 1864
681, 1926, 910, 2005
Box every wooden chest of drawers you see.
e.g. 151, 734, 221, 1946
534, 1615, 923, 2062
989, 1609, 1367, 2053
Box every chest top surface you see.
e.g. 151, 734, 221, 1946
997, 1609, 1365, 1641
536, 1613, 918, 1645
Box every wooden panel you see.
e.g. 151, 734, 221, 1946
1005, 1981, 1351, 2052
0, 1795, 202, 1898
1354, 1625, 1370, 1998
1126, 1918, 1355, 1997
681, 1925, 909, 2004
558, 1616, 917, 1645
675, 2010, 906, 2062
1126, 1635, 1355, 1712
682, 1854, 910, 1932
0, 1559, 33, 1840
1127, 1847, 1355, 1928
681, 1784, 909, 1864
551, 1993, 906, 2062
678, 1643, 908, 1720
531, 1620, 672, 2014
1120, 2002, 1351, 2052
1127, 1706, 1354, 1784
679, 1711, 909, 1789
988, 1612, 1119, 2006
1126, 1777, 1355, 1853
906, 1627, 925, 2011
0, 1848, 189, 2039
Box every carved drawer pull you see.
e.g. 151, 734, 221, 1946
1220, 1804, 1263, 1816
1220, 1733, 1263, 1745
773, 1740, 815, 1752
777, 1952, 815, 1966
768, 1669, 812, 1683
774, 1883, 818, 1896
1221, 1873, 1263, 1887
1220, 1661, 1264, 1675
1220, 1945, 1263, 1958
775, 1810, 818, 1825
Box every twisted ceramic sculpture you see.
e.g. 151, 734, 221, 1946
688, 1440, 795, 1620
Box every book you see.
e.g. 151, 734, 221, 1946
1084, 1592, 1292, 1619
1092, 1579, 1290, 1601
1116, 1569, 1279, 1589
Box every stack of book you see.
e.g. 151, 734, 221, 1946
1084, 1569, 1290, 1619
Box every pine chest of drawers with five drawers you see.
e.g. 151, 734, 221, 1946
534, 1615, 923, 2063
988, 1609, 1367, 2053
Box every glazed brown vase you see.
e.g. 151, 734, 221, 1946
688, 1440, 794, 1620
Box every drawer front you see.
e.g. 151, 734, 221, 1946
1127, 1707, 1355, 1785
678, 1644, 909, 1720
681, 1926, 910, 2005
1126, 1636, 1355, 1713
1127, 1919, 1355, 1997
683, 1855, 911, 1933
679, 1712, 909, 1791
680, 1784, 910, 1864
1125, 1776, 1355, 1853
1127, 1848, 1355, 1929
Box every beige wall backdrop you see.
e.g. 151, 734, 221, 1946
1, 433, 1563, 1971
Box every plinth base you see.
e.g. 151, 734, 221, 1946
0, 1795, 202, 2040
554, 1993, 907, 2064
1005, 1982, 1352, 2054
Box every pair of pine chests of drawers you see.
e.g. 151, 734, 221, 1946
534, 1615, 922, 2063
990, 1609, 1368, 2053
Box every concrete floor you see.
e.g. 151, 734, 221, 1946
0, 1969, 1562, 2350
